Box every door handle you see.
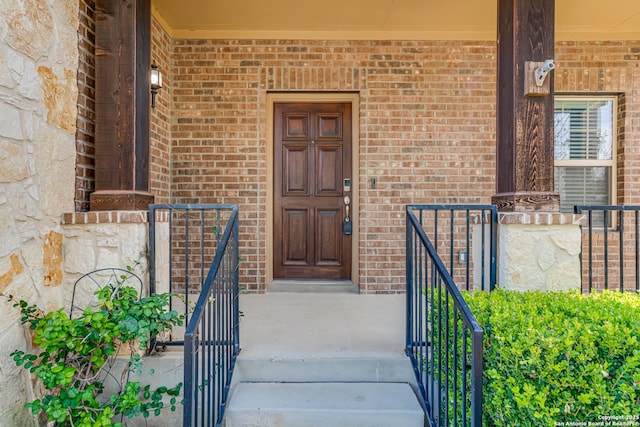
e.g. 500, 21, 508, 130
344, 196, 350, 221
343, 196, 352, 235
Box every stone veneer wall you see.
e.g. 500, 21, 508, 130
0, 0, 79, 424
61, 211, 149, 279
496, 213, 583, 292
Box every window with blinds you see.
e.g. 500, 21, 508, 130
554, 96, 617, 222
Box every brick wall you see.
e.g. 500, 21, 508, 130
555, 41, 640, 205
170, 40, 498, 292
168, 39, 640, 293
150, 17, 173, 204
75, 0, 96, 212
555, 41, 640, 291
74, 28, 640, 292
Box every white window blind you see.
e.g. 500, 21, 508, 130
554, 97, 616, 216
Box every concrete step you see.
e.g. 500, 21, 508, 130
231, 356, 417, 385
268, 280, 359, 293
224, 382, 425, 427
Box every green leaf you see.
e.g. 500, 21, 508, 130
464, 289, 640, 426
8, 280, 184, 427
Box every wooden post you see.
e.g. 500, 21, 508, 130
90, 0, 153, 211
492, 0, 560, 212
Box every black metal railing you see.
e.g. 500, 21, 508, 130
179, 205, 240, 427
406, 206, 484, 427
408, 204, 497, 292
574, 205, 640, 293
148, 204, 240, 426
149, 204, 236, 345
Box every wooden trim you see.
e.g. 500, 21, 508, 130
89, 190, 154, 211
494, 0, 558, 212
266, 93, 360, 287
492, 192, 560, 212
93, 0, 152, 210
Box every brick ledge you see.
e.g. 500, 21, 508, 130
62, 211, 149, 225
498, 212, 585, 226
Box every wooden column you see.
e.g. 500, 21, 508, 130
90, 0, 153, 211
492, 0, 560, 212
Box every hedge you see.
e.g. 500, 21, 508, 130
463, 289, 640, 426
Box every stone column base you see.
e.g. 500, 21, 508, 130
497, 212, 584, 292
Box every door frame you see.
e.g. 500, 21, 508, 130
266, 92, 360, 286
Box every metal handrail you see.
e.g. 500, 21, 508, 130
406, 206, 483, 426
182, 205, 239, 427
148, 204, 239, 427
149, 204, 236, 345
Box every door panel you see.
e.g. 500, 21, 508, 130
282, 208, 311, 266
284, 113, 310, 139
283, 145, 310, 195
317, 113, 342, 139
316, 208, 342, 266
316, 146, 342, 196
274, 102, 352, 280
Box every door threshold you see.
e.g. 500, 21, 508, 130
268, 280, 359, 294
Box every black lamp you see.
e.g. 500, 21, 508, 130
150, 61, 163, 108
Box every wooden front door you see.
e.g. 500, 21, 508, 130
274, 102, 352, 280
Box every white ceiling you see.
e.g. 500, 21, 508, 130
151, 0, 640, 40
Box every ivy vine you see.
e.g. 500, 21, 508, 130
7, 280, 185, 426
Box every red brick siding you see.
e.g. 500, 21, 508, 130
74, 30, 640, 292
170, 39, 498, 292
150, 17, 173, 203
555, 41, 640, 205
555, 41, 640, 291
75, 0, 96, 212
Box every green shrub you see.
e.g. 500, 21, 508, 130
464, 289, 640, 426
7, 284, 184, 427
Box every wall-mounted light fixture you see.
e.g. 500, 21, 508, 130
150, 61, 163, 108
524, 59, 555, 96
534, 59, 555, 87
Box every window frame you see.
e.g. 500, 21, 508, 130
553, 94, 618, 213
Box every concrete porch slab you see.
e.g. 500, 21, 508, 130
238, 292, 406, 359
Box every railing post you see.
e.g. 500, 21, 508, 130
406, 207, 414, 355
148, 205, 156, 296
471, 330, 484, 426
183, 333, 195, 427
489, 208, 498, 291
233, 210, 240, 354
